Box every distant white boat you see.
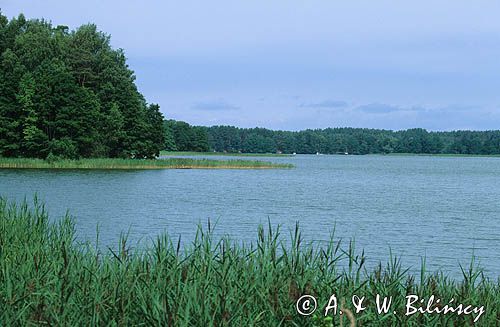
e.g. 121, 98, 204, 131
316, 152, 320, 155
292, 152, 296, 155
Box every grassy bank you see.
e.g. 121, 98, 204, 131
0, 157, 293, 170
160, 150, 292, 157
0, 199, 498, 325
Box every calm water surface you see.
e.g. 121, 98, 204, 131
1, 155, 500, 277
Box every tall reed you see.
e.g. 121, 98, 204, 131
160, 151, 292, 157
0, 157, 293, 169
0, 198, 498, 325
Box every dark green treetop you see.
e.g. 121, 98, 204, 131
0, 12, 165, 159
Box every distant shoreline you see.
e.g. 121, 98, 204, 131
161, 151, 500, 158
383, 153, 500, 158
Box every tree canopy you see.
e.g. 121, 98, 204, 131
164, 121, 500, 155
0, 12, 164, 159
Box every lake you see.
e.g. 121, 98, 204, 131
1, 154, 499, 277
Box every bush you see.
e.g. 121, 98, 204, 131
47, 137, 78, 159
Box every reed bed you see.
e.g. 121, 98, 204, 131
160, 151, 292, 157
0, 198, 498, 326
0, 157, 293, 170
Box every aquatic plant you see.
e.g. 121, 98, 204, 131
160, 151, 292, 157
0, 198, 498, 325
0, 157, 293, 170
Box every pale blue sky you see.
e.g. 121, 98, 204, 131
3, 0, 500, 130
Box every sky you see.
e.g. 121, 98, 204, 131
3, 0, 500, 131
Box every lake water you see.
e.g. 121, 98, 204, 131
1, 155, 500, 278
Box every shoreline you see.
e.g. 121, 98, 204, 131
380, 153, 500, 158
160, 150, 292, 157
162, 151, 500, 158
0, 157, 293, 170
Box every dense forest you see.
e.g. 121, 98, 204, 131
0, 13, 164, 159
164, 120, 209, 152
165, 121, 500, 155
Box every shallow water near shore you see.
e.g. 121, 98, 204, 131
1, 154, 500, 278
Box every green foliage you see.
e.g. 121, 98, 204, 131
163, 121, 177, 151
242, 133, 276, 153
162, 120, 500, 155
0, 13, 165, 159
199, 125, 500, 155
47, 137, 78, 159
0, 198, 498, 325
164, 120, 209, 152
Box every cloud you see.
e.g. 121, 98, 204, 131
355, 103, 482, 115
299, 100, 348, 108
438, 104, 480, 112
355, 103, 403, 114
191, 100, 239, 111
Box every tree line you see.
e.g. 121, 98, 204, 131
0, 13, 164, 159
165, 121, 500, 155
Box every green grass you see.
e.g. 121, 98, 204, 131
0, 198, 498, 326
0, 157, 293, 170
160, 151, 293, 157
